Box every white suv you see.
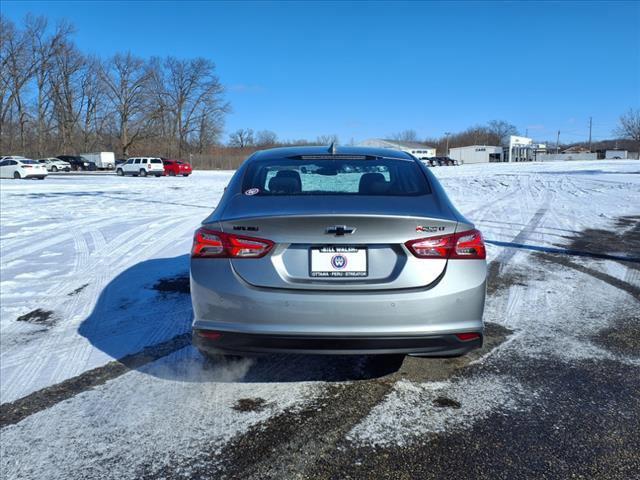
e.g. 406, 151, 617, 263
116, 157, 165, 177
37, 157, 71, 172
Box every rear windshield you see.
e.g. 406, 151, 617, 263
21, 160, 39, 164
242, 157, 431, 196
150, 159, 162, 164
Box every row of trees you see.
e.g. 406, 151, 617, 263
226, 128, 340, 148
1, 15, 229, 158
386, 121, 519, 155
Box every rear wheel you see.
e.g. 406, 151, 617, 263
13, 171, 21, 179
116, 168, 124, 176
182, 174, 190, 177
169, 170, 176, 176
155, 174, 162, 177
51, 166, 58, 172
140, 169, 147, 177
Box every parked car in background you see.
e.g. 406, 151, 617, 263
426, 157, 458, 167
80, 152, 115, 170
0, 157, 48, 179
191, 146, 486, 358
162, 158, 193, 176
56, 155, 95, 171
37, 157, 71, 172
116, 157, 165, 177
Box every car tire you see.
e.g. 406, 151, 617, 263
13, 171, 21, 179
37, 176, 45, 180
140, 169, 147, 177
116, 168, 124, 176
51, 166, 58, 172
182, 174, 190, 177
169, 170, 176, 176
155, 174, 162, 177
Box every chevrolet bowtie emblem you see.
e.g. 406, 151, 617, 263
325, 225, 356, 236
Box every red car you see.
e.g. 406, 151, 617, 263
162, 158, 193, 176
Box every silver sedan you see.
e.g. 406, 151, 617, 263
190, 146, 486, 357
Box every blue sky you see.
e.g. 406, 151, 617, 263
3, 1, 639, 144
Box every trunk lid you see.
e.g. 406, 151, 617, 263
209, 195, 457, 291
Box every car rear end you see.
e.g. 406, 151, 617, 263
178, 161, 192, 176
190, 147, 486, 357
147, 158, 165, 175
19, 160, 48, 179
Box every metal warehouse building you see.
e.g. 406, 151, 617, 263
449, 145, 503, 164
358, 139, 437, 159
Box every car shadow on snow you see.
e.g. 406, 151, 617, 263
78, 254, 403, 385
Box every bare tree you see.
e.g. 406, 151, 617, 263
1, 15, 40, 152
48, 34, 87, 153
486, 120, 519, 145
228, 128, 254, 147
0, 16, 18, 151
316, 134, 339, 145
162, 57, 229, 156
255, 129, 278, 146
30, 18, 73, 156
79, 56, 107, 151
391, 129, 418, 142
614, 108, 640, 145
100, 52, 152, 156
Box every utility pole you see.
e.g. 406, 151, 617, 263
556, 130, 560, 154
444, 132, 451, 156
588, 116, 592, 151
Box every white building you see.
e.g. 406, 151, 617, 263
449, 145, 503, 164
506, 135, 533, 162
504, 135, 547, 162
358, 139, 436, 159
605, 150, 628, 159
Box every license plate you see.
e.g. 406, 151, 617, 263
310, 246, 367, 277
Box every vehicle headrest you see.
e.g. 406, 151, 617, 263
358, 172, 389, 194
268, 170, 302, 193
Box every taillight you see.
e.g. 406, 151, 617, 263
405, 229, 486, 260
191, 228, 273, 259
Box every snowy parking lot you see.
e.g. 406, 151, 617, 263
1, 161, 639, 479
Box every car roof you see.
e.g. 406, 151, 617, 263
250, 145, 414, 161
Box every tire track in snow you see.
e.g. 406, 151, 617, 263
0, 333, 192, 428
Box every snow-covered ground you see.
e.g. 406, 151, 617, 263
1, 161, 638, 401
1, 160, 639, 479
0, 172, 232, 403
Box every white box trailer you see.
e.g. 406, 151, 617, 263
81, 152, 115, 170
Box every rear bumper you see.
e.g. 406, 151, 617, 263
193, 330, 482, 356
191, 259, 486, 346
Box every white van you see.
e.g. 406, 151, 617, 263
81, 152, 116, 170
117, 157, 165, 177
